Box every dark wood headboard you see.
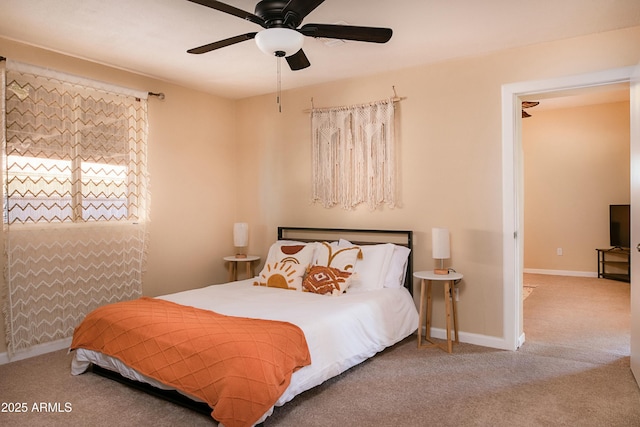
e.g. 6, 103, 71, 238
277, 227, 414, 295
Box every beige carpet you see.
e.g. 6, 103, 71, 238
523, 284, 536, 300
0, 273, 638, 426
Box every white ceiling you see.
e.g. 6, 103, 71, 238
1, 0, 639, 100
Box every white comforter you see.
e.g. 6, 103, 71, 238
72, 279, 418, 424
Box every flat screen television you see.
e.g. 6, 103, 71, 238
610, 204, 630, 248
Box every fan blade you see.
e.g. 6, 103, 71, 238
282, 0, 325, 26
186, 0, 265, 27
286, 49, 311, 71
187, 32, 257, 54
522, 101, 540, 109
299, 24, 392, 43
522, 110, 531, 118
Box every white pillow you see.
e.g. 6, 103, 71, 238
338, 239, 394, 291
339, 239, 411, 290
384, 245, 411, 288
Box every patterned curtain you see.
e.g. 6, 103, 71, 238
2, 60, 150, 356
310, 98, 396, 210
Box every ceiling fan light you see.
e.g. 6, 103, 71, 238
255, 28, 304, 57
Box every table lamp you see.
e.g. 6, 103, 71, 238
233, 222, 249, 258
432, 227, 450, 275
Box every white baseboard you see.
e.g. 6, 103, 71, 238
424, 327, 514, 351
523, 268, 597, 278
0, 337, 72, 365
517, 332, 526, 349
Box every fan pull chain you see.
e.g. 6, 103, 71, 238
276, 55, 282, 113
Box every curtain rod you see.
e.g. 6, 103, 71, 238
1, 55, 164, 99
303, 86, 406, 113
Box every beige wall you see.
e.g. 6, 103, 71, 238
235, 26, 640, 339
523, 101, 630, 273
0, 38, 239, 354
1, 26, 639, 355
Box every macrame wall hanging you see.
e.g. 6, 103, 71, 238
310, 94, 401, 210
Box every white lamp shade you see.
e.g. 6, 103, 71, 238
233, 223, 249, 247
255, 28, 304, 57
432, 227, 451, 259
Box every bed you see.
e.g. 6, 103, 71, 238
70, 227, 418, 426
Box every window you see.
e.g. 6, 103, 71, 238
5, 82, 145, 224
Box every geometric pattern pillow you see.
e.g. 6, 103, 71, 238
302, 265, 352, 296
254, 262, 306, 291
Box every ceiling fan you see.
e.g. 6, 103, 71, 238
185, 0, 393, 71
522, 101, 539, 118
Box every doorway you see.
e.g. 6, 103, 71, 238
501, 66, 637, 352
520, 91, 630, 352
521, 86, 630, 280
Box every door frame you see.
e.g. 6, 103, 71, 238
630, 62, 640, 379
501, 66, 636, 351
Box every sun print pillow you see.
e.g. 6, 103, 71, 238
254, 262, 307, 291
258, 241, 317, 289
302, 265, 352, 296
265, 241, 317, 267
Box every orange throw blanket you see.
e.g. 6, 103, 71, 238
71, 297, 311, 427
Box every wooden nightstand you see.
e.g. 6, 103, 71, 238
223, 255, 260, 282
414, 270, 463, 353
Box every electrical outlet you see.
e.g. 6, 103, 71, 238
557, 247, 563, 256
455, 288, 460, 301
